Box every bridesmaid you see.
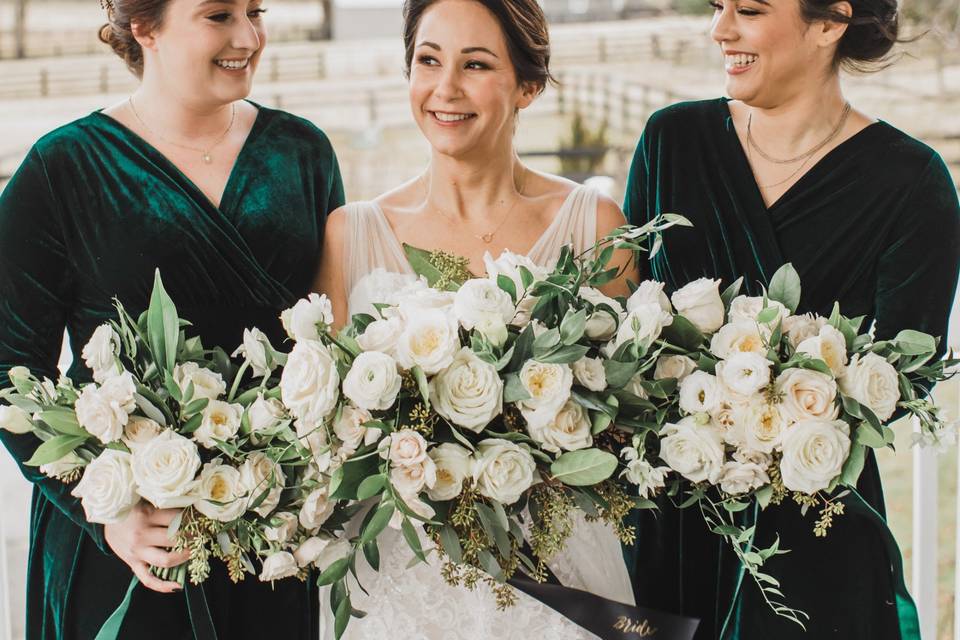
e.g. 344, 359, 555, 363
0, 0, 343, 637
623, 0, 959, 638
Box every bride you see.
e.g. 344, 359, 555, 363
314, 0, 638, 636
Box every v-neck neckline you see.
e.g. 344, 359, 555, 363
719, 98, 883, 212
91, 100, 269, 214
370, 183, 585, 271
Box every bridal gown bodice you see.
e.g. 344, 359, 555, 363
325, 184, 636, 640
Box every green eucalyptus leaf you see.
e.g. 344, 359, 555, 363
550, 449, 618, 486
893, 330, 937, 356
24, 434, 88, 467
767, 263, 801, 313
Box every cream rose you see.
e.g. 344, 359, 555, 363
678, 371, 723, 415
454, 278, 514, 331
654, 355, 697, 382
194, 461, 246, 522
839, 353, 901, 422
343, 351, 402, 411
390, 458, 437, 498
122, 416, 163, 451
395, 308, 460, 375
333, 405, 377, 456
783, 313, 828, 349
76, 373, 137, 444
357, 316, 403, 356
71, 450, 138, 524
240, 452, 285, 517
386, 429, 430, 467
259, 551, 299, 581
483, 250, 548, 299
173, 362, 226, 402
193, 400, 242, 449
796, 324, 848, 377
430, 347, 503, 433
709, 322, 768, 360
780, 419, 851, 493
280, 340, 340, 429
658, 417, 725, 484
776, 367, 840, 424
526, 399, 592, 453
572, 356, 607, 392
580, 287, 623, 341
299, 485, 335, 530
473, 438, 537, 505
0, 404, 33, 434
247, 394, 286, 445
719, 461, 770, 495
626, 280, 672, 314
671, 278, 724, 333
427, 443, 473, 501
293, 536, 330, 568
232, 328, 275, 378
82, 324, 122, 383
613, 303, 673, 349
731, 399, 785, 454
716, 352, 772, 398
132, 430, 201, 508
516, 360, 573, 429
280, 293, 334, 342
264, 512, 299, 544
728, 296, 789, 326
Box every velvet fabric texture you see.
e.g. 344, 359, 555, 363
0, 102, 345, 639
622, 98, 960, 640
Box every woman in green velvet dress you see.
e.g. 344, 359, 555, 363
623, 0, 959, 638
0, 0, 344, 637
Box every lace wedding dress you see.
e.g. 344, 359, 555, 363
321, 184, 636, 640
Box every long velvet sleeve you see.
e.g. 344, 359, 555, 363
0, 146, 107, 551
623, 129, 653, 281
873, 152, 960, 357
325, 141, 346, 214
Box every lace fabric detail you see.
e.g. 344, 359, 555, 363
324, 183, 632, 640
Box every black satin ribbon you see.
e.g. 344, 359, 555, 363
508, 553, 699, 640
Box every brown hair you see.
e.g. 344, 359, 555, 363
799, 0, 902, 72
99, 0, 170, 77
402, 0, 556, 95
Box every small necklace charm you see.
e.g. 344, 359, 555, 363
480, 233, 493, 243
202, 152, 212, 164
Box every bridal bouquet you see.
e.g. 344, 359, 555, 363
0, 273, 348, 586
615, 264, 958, 624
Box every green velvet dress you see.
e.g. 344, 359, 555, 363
0, 102, 345, 639
623, 98, 960, 640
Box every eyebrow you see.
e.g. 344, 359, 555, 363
416, 41, 499, 58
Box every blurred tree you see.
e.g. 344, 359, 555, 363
559, 112, 608, 179
15, 0, 28, 58
902, 0, 960, 44
318, 0, 333, 40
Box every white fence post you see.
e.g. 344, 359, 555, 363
913, 414, 939, 640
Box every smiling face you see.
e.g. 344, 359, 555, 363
709, 0, 838, 107
408, 0, 536, 161
137, 0, 266, 107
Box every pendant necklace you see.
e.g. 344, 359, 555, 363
128, 96, 236, 165
429, 167, 528, 244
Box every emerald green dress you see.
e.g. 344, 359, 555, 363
623, 98, 960, 640
0, 103, 345, 639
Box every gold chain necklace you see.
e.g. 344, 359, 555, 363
128, 97, 236, 165
428, 167, 528, 244
747, 101, 852, 165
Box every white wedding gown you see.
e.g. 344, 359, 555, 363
321, 184, 636, 640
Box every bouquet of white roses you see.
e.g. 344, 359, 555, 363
0, 272, 351, 587
615, 263, 957, 625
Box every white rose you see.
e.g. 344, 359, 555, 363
839, 353, 901, 422
299, 485, 335, 530
280, 340, 340, 429
40, 451, 86, 479
654, 355, 697, 382
390, 458, 437, 498
293, 536, 330, 568
783, 313, 828, 349
342, 351, 402, 411
386, 429, 429, 467
132, 430, 201, 509
679, 371, 722, 415
82, 324, 122, 383
71, 450, 138, 524
357, 316, 403, 356
122, 416, 163, 451
264, 512, 299, 544
395, 309, 460, 375
731, 399, 785, 454
0, 404, 34, 434
231, 328, 275, 378
516, 360, 573, 429
173, 362, 226, 402
76, 373, 137, 444
716, 352, 772, 398
626, 280, 672, 314
259, 551, 299, 581
572, 356, 607, 392
473, 438, 537, 505
733, 448, 773, 468
473, 315, 508, 348
728, 296, 789, 326
194, 461, 246, 522
430, 347, 503, 433
709, 322, 768, 359
526, 399, 592, 453
658, 417, 725, 484
396, 278, 456, 317
483, 250, 548, 302
427, 443, 473, 501
719, 461, 770, 495
280, 293, 334, 342
671, 278, 724, 333
613, 303, 673, 349
193, 400, 243, 449
780, 419, 851, 493
454, 278, 514, 332
247, 394, 286, 445
625, 372, 649, 400
240, 452, 285, 517
796, 324, 848, 377
776, 368, 840, 424
619, 449, 669, 498
711, 402, 738, 443
579, 287, 623, 341
333, 405, 377, 456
